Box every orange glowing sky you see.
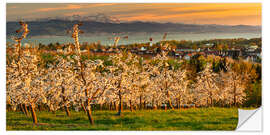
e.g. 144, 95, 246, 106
7, 3, 261, 26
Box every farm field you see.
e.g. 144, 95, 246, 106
7, 107, 238, 130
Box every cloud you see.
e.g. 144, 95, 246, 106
36, 3, 117, 12
9, 6, 17, 9
112, 4, 260, 25
37, 4, 81, 12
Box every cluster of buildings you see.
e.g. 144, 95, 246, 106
171, 45, 261, 62
55, 42, 261, 63
92, 45, 261, 62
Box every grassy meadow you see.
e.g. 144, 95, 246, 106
7, 107, 238, 130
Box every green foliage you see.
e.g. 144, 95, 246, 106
255, 64, 262, 80
40, 53, 56, 67
167, 59, 182, 70
244, 80, 262, 107
189, 54, 207, 73
80, 55, 112, 66
212, 59, 227, 73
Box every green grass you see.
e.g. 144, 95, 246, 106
6, 107, 238, 131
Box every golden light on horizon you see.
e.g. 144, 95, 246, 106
7, 3, 261, 25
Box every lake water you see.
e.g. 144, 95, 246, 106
6, 32, 261, 46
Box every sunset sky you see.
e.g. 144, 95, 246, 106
6, 3, 261, 26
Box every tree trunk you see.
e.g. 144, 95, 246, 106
152, 98, 155, 110
30, 104, 37, 124
208, 100, 210, 107
117, 101, 122, 115
139, 95, 142, 110
177, 101, 180, 109
153, 105, 157, 110
81, 102, 87, 113
64, 106, 71, 117
233, 82, 237, 107
143, 101, 146, 110
24, 104, 29, 116
168, 100, 174, 110
86, 100, 94, 125
117, 90, 123, 116
100, 104, 103, 111
20, 104, 26, 115
129, 100, 133, 112
209, 91, 214, 107
166, 90, 174, 110
210, 97, 213, 107
233, 95, 237, 107
109, 102, 112, 110
114, 102, 117, 111
62, 87, 71, 116
86, 109, 94, 125
106, 103, 109, 110
114, 102, 118, 111
110, 102, 113, 110
38, 105, 42, 111
134, 105, 138, 110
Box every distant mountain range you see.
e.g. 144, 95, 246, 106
7, 16, 261, 37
